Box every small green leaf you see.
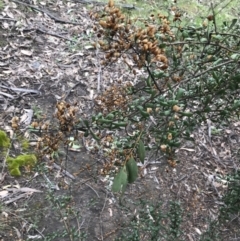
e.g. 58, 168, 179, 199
163, 110, 171, 116
97, 118, 113, 124
176, 88, 185, 99
232, 100, 240, 110
179, 111, 193, 117
89, 129, 100, 141
126, 157, 138, 183
140, 110, 150, 118
159, 101, 168, 107
112, 122, 128, 128
168, 100, 178, 106
229, 19, 237, 30
83, 120, 89, 128
112, 166, 128, 193
200, 38, 208, 43
112, 172, 122, 192
146, 77, 152, 87
137, 140, 145, 163
106, 113, 114, 120
159, 43, 166, 48
168, 140, 181, 147
231, 54, 239, 60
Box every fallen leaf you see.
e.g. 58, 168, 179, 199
0, 190, 9, 198
21, 49, 33, 56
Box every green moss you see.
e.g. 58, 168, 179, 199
21, 139, 30, 150
6, 154, 37, 176
0, 130, 10, 148
16, 135, 30, 151
10, 168, 21, 176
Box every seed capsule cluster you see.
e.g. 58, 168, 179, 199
91, 0, 175, 70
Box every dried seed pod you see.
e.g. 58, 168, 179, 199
147, 42, 153, 49
108, 0, 114, 7
143, 44, 148, 51
31, 122, 39, 128
160, 144, 167, 152
99, 20, 108, 28
207, 15, 214, 21
173, 105, 181, 112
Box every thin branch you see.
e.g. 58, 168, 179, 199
84, 183, 100, 198
12, 0, 81, 25
166, 41, 240, 53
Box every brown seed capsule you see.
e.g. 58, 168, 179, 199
168, 159, 177, 167
160, 144, 167, 152
99, 20, 108, 28
143, 44, 149, 51
146, 108, 152, 114
108, 0, 114, 7
31, 122, 39, 128
207, 15, 214, 21
167, 133, 172, 140
173, 105, 181, 112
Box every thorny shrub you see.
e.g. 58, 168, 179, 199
88, 0, 240, 193
115, 200, 183, 241
32, 0, 240, 195
220, 170, 240, 221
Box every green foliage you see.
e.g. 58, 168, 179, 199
20, 139, 30, 151
220, 170, 240, 221
0, 130, 10, 148
45, 189, 88, 240
32, 105, 43, 119
112, 165, 128, 193
115, 200, 183, 241
7, 154, 37, 176
167, 201, 183, 240
112, 157, 138, 193
199, 220, 219, 241
126, 157, 138, 183
91, 1, 240, 192
199, 169, 240, 240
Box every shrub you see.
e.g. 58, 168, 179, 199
115, 200, 183, 241
220, 170, 240, 221
87, 0, 240, 191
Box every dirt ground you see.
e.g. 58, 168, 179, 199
1, 1, 240, 241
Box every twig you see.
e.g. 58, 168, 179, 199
9, 212, 45, 239
84, 183, 99, 198
11, 0, 81, 25
166, 41, 240, 53
43, 173, 59, 190
52, 163, 76, 180
56, 202, 74, 241
1, 148, 9, 181
99, 193, 108, 241
4, 193, 29, 204
62, 81, 84, 100
34, 27, 74, 42
0, 18, 17, 21
94, 46, 102, 93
